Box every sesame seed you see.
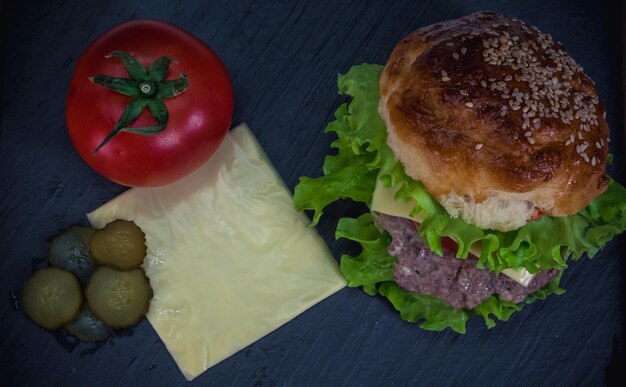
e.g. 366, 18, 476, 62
453, 52, 460, 60
524, 131, 532, 137
441, 70, 448, 77
474, 23, 601, 130
442, 76, 451, 82
481, 80, 487, 88
460, 90, 469, 96
475, 143, 483, 150
591, 156, 597, 166
596, 141, 602, 149
465, 102, 474, 108
527, 136, 536, 144
446, 42, 454, 47
461, 47, 467, 54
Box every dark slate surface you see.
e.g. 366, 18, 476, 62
1, 0, 625, 386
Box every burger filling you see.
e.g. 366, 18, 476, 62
379, 214, 559, 309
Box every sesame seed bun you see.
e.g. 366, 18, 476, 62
379, 11, 609, 232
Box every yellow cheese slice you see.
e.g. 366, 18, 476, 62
87, 124, 346, 381
370, 178, 535, 287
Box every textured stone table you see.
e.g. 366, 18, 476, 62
1, 0, 624, 385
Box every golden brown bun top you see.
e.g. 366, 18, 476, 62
379, 11, 609, 226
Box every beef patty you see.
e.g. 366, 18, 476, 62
378, 214, 559, 309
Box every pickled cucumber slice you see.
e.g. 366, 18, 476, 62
49, 225, 97, 283
85, 267, 152, 328
22, 268, 83, 330
65, 305, 112, 342
90, 220, 146, 270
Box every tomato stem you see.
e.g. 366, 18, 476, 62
139, 82, 155, 96
91, 51, 188, 154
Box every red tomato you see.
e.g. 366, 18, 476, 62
66, 20, 233, 187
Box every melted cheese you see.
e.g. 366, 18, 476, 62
370, 178, 535, 287
87, 124, 346, 380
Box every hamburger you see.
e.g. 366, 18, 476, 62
294, 11, 626, 333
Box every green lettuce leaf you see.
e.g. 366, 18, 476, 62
336, 214, 395, 296
293, 63, 626, 331
294, 143, 378, 225
379, 282, 471, 333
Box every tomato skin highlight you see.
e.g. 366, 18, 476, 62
66, 20, 233, 187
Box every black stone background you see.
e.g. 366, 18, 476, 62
1, 0, 624, 386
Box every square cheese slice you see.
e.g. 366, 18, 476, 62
87, 124, 346, 380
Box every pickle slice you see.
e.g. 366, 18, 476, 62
90, 220, 146, 270
85, 267, 152, 329
65, 305, 112, 342
49, 225, 97, 283
22, 268, 83, 330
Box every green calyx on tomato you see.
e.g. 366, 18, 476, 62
90, 50, 188, 154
